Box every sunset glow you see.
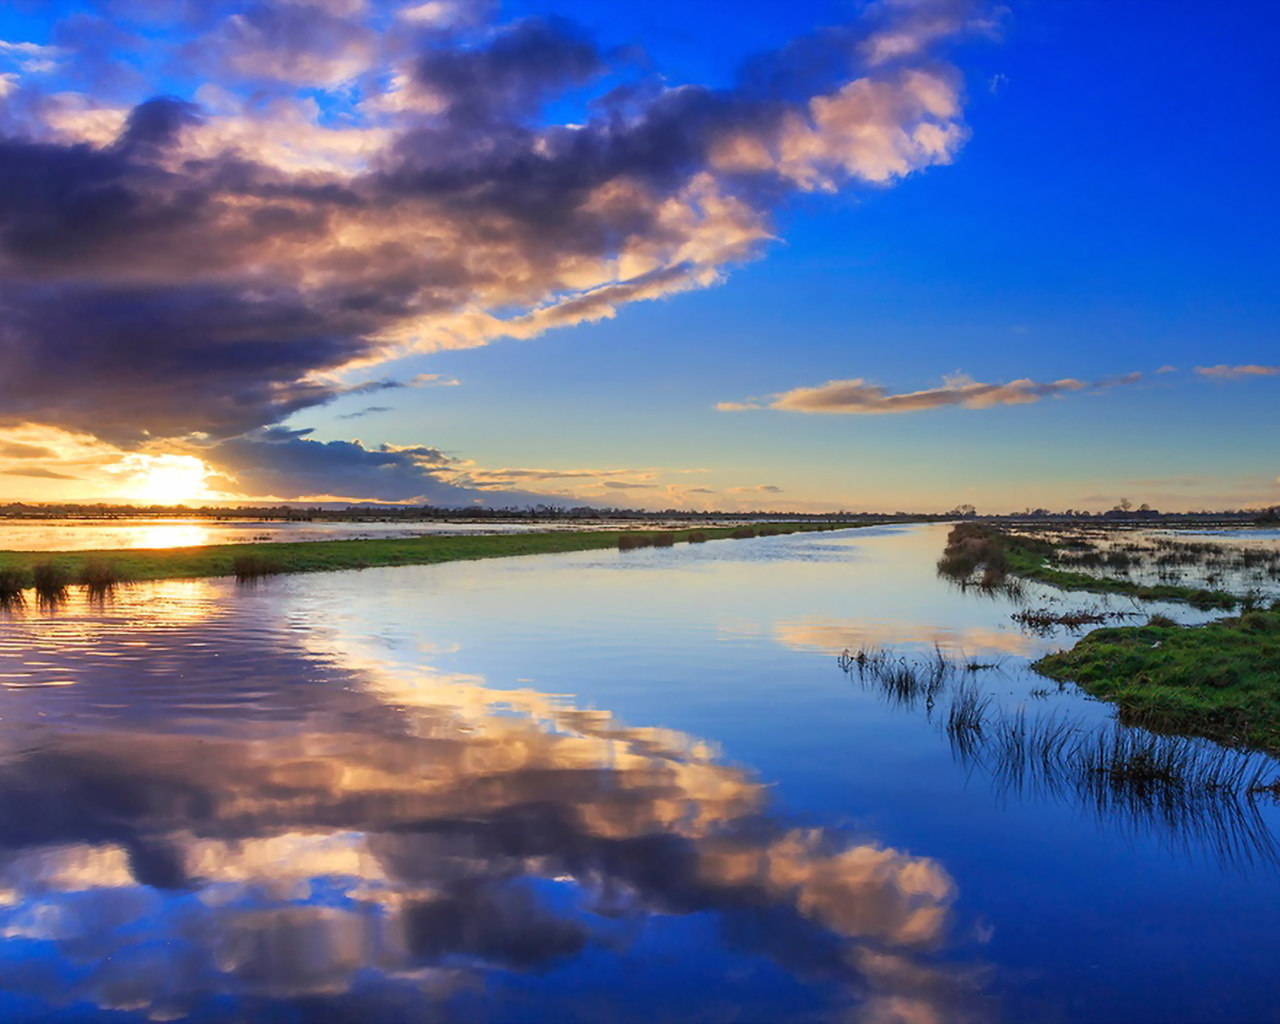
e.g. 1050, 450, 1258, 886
0, 3, 1279, 1022
0, 0, 1274, 512
116, 455, 214, 505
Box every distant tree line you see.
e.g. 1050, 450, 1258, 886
0, 501, 1275, 524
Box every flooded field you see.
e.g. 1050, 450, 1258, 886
0, 517, 767, 553
1014, 524, 1280, 601
0, 518, 571, 552
0, 524, 1277, 1022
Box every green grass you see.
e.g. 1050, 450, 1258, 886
1036, 608, 1280, 752
0, 521, 869, 588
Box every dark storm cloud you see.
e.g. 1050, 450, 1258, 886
207, 429, 578, 505
337, 405, 392, 419
0, 0, 979, 495
114, 94, 203, 153
209, 428, 457, 501
0, 281, 373, 441
411, 16, 604, 124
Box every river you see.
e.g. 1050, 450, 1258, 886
0, 523, 1275, 1022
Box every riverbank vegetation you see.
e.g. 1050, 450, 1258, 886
840, 644, 1280, 867
0, 521, 866, 591
937, 522, 1280, 753
937, 522, 1239, 608
1036, 608, 1280, 752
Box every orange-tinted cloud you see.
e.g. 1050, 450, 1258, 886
0, 0, 980, 452
1194, 364, 1280, 379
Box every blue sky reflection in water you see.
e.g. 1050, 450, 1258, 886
0, 526, 1278, 1022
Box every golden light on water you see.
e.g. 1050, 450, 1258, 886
130, 523, 214, 549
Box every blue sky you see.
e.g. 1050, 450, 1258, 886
0, 0, 1276, 511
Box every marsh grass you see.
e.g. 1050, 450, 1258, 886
946, 702, 1280, 868
78, 559, 124, 597
0, 567, 26, 609
837, 638, 1280, 866
1011, 605, 1125, 635
953, 524, 1242, 609
947, 682, 991, 733
32, 561, 70, 603
1052, 533, 1280, 597
936, 524, 1036, 599
840, 644, 971, 711
233, 553, 282, 582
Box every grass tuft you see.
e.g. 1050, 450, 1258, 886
0, 567, 26, 609
233, 553, 282, 582
32, 561, 71, 603
78, 559, 124, 596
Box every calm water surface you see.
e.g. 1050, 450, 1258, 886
0, 524, 1277, 1023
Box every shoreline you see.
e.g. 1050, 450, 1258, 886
0, 521, 880, 589
936, 522, 1280, 752
1035, 608, 1280, 753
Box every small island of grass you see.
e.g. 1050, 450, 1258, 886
1035, 608, 1280, 752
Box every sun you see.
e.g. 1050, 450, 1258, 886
119, 454, 215, 505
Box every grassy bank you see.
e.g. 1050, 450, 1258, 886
1036, 608, 1280, 752
938, 522, 1237, 609
0, 521, 867, 590
934, 524, 1280, 751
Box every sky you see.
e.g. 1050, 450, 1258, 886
0, 0, 1276, 513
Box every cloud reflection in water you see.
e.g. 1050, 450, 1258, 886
0, 589, 989, 1022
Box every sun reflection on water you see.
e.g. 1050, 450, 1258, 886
126, 521, 213, 549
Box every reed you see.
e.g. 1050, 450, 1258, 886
232, 553, 282, 581
0, 567, 26, 609
78, 559, 124, 596
1012, 606, 1114, 634
947, 683, 991, 734
32, 561, 70, 603
831, 641, 1280, 865
840, 644, 955, 709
